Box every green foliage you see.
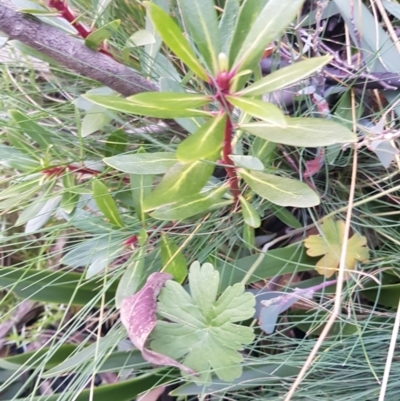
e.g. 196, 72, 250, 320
150, 262, 255, 382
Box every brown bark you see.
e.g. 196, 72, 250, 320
0, 0, 158, 96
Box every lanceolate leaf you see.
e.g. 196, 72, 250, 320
176, 114, 226, 163
239, 55, 333, 97
85, 20, 121, 49
240, 117, 357, 147
233, 0, 305, 74
131, 173, 153, 222
178, 0, 220, 74
150, 185, 230, 221
145, 3, 209, 81
92, 179, 124, 227
219, 0, 240, 54
104, 152, 177, 175
228, 0, 269, 67
239, 196, 261, 228
239, 169, 320, 207
161, 234, 188, 283
226, 96, 286, 126
143, 160, 215, 211
84, 93, 211, 119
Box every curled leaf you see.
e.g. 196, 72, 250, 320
120, 272, 195, 374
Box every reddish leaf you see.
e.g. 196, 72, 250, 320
120, 272, 195, 375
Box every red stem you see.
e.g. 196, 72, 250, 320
222, 106, 240, 202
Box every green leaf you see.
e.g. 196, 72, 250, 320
60, 190, 79, 214
143, 160, 215, 211
84, 93, 211, 119
178, 0, 220, 73
92, 179, 124, 227
85, 20, 121, 49
233, 0, 305, 74
24, 195, 62, 233
127, 29, 155, 47
176, 114, 226, 163
104, 129, 128, 157
239, 196, 261, 228
104, 152, 177, 174
150, 262, 255, 382
226, 96, 286, 126
115, 251, 146, 308
268, 203, 302, 229
0, 267, 118, 306
219, 0, 240, 55
145, 3, 209, 81
238, 55, 333, 97
131, 173, 153, 222
150, 185, 230, 221
229, 155, 264, 171
0, 145, 40, 171
240, 117, 357, 147
160, 234, 188, 283
9, 109, 59, 150
81, 105, 114, 137
239, 169, 320, 207
242, 223, 255, 249
228, 0, 269, 67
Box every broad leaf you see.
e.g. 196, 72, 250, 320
240, 117, 357, 147
161, 234, 188, 283
81, 105, 114, 137
127, 29, 155, 47
84, 92, 211, 118
150, 262, 255, 382
178, 0, 220, 73
24, 195, 62, 233
120, 272, 194, 373
0, 145, 40, 171
239, 196, 261, 228
233, 0, 305, 74
239, 55, 332, 97
143, 160, 215, 211
229, 155, 264, 171
104, 129, 127, 157
85, 20, 120, 49
176, 114, 226, 163
145, 3, 209, 81
304, 218, 370, 278
226, 96, 286, 126
131, 172, 153, 222
150, 185, 230, 221
239, 169, 320, 207
92, 179, 124, 227
104, 152, 177, 174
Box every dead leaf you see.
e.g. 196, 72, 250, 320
120, 272, 195, 375
304, 218, 370, 278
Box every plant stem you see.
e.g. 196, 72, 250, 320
222, 108, 240, 201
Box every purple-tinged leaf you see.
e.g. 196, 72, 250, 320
120, 272, 195, 375
252, 280, 337, 334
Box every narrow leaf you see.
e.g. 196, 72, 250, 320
104, 129, 127, 157
84, 93, 211, 119
85, 20, 120, 49
219, 0, 240, 55
92, 179, 124, 227
176, 114, 226, 163
239, 196, 261, 228
226, 96, 286, 126
143, 160, 215, 211
161, 234, 188, 283
178, 0, 220, 73
239, 56, 332, 97
115, 251, 146, 308
233, 0, 305, 74
104, 152, 177, 175
239, 169, 320, 207
150, 185, 230, 221
240, 117, 357, 147
131, 173, 153, 222
120, 272, 195, 374
145, 3, 209, 81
